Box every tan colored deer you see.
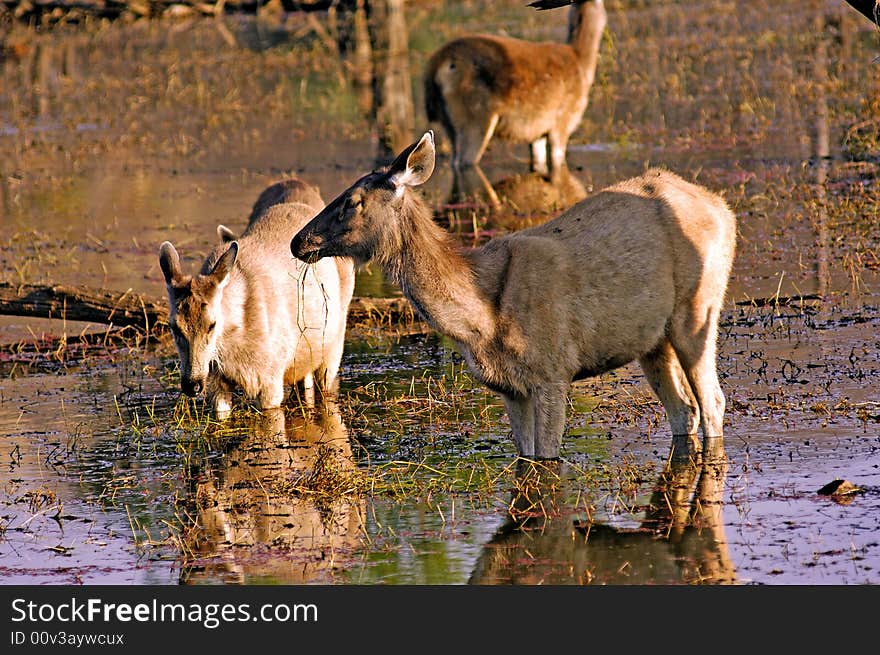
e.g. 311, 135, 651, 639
424, 0, 607, 177
181, 403, 363, 584
291, 132, 736, 460
159, 178, 355, 418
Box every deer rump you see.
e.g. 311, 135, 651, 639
425, 35, 588, 144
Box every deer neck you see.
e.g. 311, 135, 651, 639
568, 0, 606, 85
376, 194, 496, 346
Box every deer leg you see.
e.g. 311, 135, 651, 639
258, 377, 286, 410
300, 371, 316, 407
533, 383, 568, 460
547, 131, 568, 180
315, 365, 341, 401
316, 341, 344, 400
638, 340, 700, 449
208, 373, 234, 420
503, 393, 535, 458
671, 308, 726, 450
530, 136, 549, 176
453, 113, 499, 168
450, 165, 500, 208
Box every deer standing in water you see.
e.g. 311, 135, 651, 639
424, 0, 607, 178
160, 178, 355, 417
291, 132, 736, 460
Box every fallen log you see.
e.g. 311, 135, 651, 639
0, 281, 424, 338
0, 282, 168, 334
735, 293, 822, 308
347, 295, 420, 330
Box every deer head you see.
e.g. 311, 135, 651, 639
290, 131, 435, 265
159, 241, 238, 397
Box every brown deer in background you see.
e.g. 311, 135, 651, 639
424, 0, 607, 178
160, 177, 355, 417
291, 132, 736, 461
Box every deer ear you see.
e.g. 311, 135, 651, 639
159, 241, 182, 286
217, 225, 236, 243
210, 241, 238, 288
389, 131, 435, 190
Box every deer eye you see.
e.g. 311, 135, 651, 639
207, 321, 216, 334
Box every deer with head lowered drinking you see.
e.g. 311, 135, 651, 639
291, 132, 736, 460
159, 178, 355, 418
424, 0, 607, 178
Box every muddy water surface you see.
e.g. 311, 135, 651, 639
2, 1, 880, 584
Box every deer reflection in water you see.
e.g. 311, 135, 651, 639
470, 438, 734, 585
180, 402, 364, 584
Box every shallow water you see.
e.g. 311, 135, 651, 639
1, 1, 879, 584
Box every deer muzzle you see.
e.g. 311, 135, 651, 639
181, 376, 204, 397
290, 230, 324, 263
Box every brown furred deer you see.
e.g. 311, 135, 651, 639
291, 132, 736, 460
159, 178, 354, 417
424, 0, 607, 178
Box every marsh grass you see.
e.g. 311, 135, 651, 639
102, 350, 673, 566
